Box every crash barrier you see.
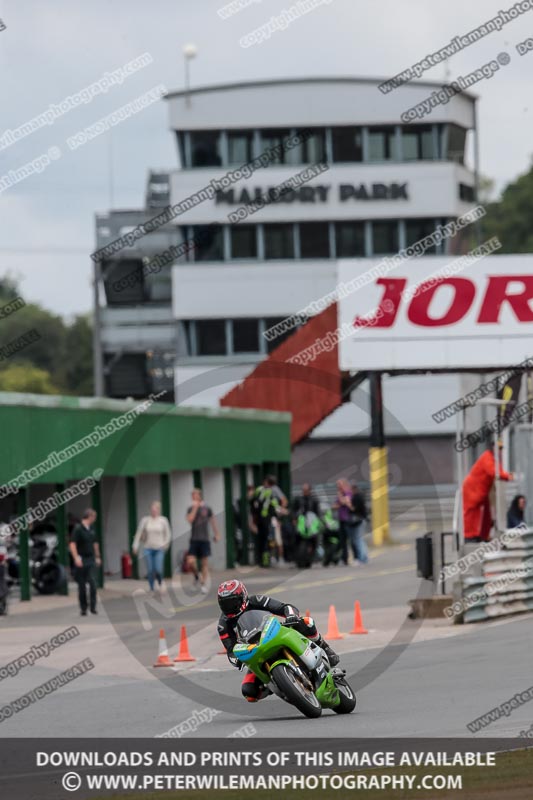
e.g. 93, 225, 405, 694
155, 601, 369, 667
461, 528, 533, 623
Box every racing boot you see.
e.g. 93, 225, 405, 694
317, 635, 340, 667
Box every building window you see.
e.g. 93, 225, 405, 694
331, 126, 363, 162
401, 125, 434, 160
459, 183, 475, 202
232, 319, 260, 353
405, 219, 438, 254
192, 225, 224, 261
176, 132, 187, 167
230, 225, 257, 259
259, 129, 292, 163
372, 221, 399, 254
447, 124, 467, 164
196, 320, 227, 355
294, 128, 326, 162
190, 131, 222, 167
264, 223, 294, 259
181, 321, 194, 356
335, 222, 366, 257
368, 127, 399, 161
299, 222, 330, 258
227, 130, 253, 164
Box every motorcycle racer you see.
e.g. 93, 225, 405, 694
217, 578, 340, 702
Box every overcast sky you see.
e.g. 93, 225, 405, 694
1, 0, 531, 318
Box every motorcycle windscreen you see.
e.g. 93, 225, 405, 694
236, 610, 271, 644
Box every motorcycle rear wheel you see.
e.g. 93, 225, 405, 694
271, 663, 322, 718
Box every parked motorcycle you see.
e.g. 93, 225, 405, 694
4, 523, 66, 595
231, 610, 356, 718
294, 511, 321, 569
31, 532, 67, 595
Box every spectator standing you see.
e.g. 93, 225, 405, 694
292, 483, 321, 518
132, 501, 171, 595
334, 479, 352, 565
251, 475, 287, 567
69, 508, 101, 616
233, 485, 256, 565
334, 479, 369, 565
186, 488, 220, 593
349, 483, 369, 564
507, 495, 527, 529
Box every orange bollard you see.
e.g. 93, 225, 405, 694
325, 605, 344, 640
153, 629, 173, 667
174, 625, 196, 662
350, 601, 368, 634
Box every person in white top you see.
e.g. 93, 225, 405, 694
132, 501, 171, 594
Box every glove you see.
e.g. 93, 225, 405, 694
284, 614, 300, 626
227, 652, 244, 670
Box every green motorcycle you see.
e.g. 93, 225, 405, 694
232, 610, 356, 719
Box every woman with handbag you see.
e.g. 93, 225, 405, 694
349, 483, 369, 565
132, 501, 172, 594
334, 479, 369, 565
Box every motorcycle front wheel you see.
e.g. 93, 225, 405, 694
271, 663, 322, 718
332, 677, 356, 714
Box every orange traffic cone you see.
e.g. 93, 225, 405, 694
305, 609, 311, 619
325, 605, 343, 640
153, 629, 173, 667
350, 601, 368, 634
174, 625, 196, 662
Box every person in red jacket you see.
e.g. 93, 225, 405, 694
462, 440, 513, 542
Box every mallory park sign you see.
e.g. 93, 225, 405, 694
215, 182, 409, 205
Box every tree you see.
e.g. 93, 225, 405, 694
0, 274, 20, 301
0, 302, 66, 379
59, 314, 94, 395
0, 274, 94, 396
0, 363, 60, 394
482, 162, 533, 252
